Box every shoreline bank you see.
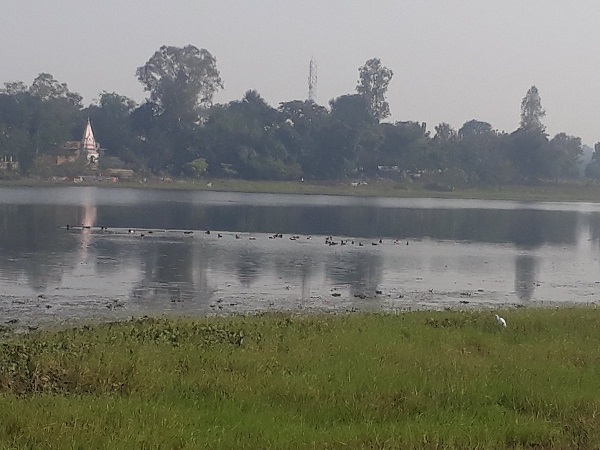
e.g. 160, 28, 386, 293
2, 177, 600, 203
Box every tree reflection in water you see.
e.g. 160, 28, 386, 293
325, 251, 383, 297
235, 249, 263, 288
514, 254, 539, 301
2, 188, 600, 322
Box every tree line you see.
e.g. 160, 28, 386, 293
1, 44, 599, 185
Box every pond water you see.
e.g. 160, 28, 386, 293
1, 186, 600, 327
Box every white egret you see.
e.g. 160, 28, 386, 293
495, 314, 507, 328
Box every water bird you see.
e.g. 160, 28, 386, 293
235, 234, 240, 239
495, 314, 507, 328
218, 233, 222, 238
205, 230, 211, 235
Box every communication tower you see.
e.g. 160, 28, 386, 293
308, 58, 317, 102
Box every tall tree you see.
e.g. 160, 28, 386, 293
136, 45, 223, 127
519, 85, 546, 133
27, 74, 84, 155
356, 58, 393, 122
29, 73, 82, 107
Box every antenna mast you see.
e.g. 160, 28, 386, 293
308, 58, 317, 102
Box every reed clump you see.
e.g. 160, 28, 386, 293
0, 309, 599, 448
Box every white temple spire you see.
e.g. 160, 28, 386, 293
81, 118, 99, 163
81, 118, 98, 151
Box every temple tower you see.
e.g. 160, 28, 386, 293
81, 118, 99, 164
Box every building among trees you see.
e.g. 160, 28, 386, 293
43, 118, 101, 167
80, 118, 100, 164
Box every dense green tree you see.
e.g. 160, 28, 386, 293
356, 58, 393, 121
277, 100, 329, 175
548, 133, 582, 178
585, 142, 600, 179
85, 92, 137, 164
31, 98, 82, 154
29, 73, 82, 107
0, 81, 28, 95
456, 121, 514, 184
200, 91, 301, 179
433, 123, 458, 142
307, 118, 358, 179
328, 94, 378, 175
458, 120, 493, 139
279, 100, 328, 126
376, 121, 429, 169
0, 88, 39, 172
0, 125, 32, 172
136, 45, 223, 128
430, 123, 459, 170
329, 94, 375, 127
509, 128, 550, 182
0, 62, 592, 185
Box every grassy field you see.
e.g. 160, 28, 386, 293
1, 308, 600, 448
4, 177, 600, 202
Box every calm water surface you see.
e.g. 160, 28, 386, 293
1, 186, 600, 326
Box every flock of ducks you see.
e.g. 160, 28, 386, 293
62, 224, 509, 329
64, 225, 414, 247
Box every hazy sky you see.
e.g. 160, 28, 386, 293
2, 1, 599, 145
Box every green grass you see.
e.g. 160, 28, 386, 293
1, 309, 600, 448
